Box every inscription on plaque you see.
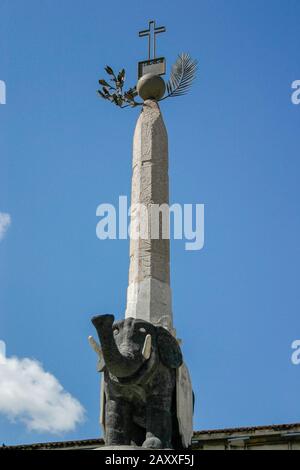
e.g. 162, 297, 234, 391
138, 57, 166, 79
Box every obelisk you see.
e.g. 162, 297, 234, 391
91, 22, 196, 449
125, 99, 173, 333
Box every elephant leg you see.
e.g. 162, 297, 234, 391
143, 395, 173, 449
105, 398, 131, 446
130, 421, 145, 447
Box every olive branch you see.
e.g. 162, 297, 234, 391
97, 66, 141, 108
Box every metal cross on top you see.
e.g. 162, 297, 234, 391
139, 20, 166, 60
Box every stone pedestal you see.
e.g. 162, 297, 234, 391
125, 100, 173, 332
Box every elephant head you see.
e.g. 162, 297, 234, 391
91, 314, 182, 379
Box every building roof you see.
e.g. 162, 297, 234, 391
194, 422, 300, 436
1, 423, 300, 450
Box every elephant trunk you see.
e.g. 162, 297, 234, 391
91, 314, 144, 378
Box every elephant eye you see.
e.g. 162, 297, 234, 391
113, 329, 119, 336
139, 328, 146, 333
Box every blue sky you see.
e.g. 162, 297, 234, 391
1, 0, 300, 445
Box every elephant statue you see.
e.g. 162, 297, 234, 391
90, 314, 191, 449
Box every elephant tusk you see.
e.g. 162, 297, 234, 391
88, 336, 106, 372
142, 334, 152, 360
88, 335, 102, 356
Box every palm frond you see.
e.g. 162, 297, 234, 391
162, 53, 197, 100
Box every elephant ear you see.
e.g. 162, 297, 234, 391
157, 327, 183, 369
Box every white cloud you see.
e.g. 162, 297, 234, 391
0, 212, 11, 241
0, 341, 85, 434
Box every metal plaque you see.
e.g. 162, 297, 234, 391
138, 57, 166, 79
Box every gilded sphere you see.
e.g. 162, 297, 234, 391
137, 73, 166, 101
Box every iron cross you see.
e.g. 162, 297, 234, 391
139, 20, 166, 60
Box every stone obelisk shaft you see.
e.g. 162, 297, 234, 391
125, 100, 173, 331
